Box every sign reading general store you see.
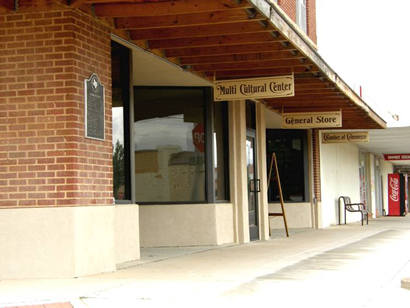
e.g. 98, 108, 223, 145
384, 154, 410, 161
321, 132, 369, 144
282, 111, 342, 129
213, 75, 294, 101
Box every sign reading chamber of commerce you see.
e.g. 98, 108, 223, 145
213, 75, 294, 101
322, 132, 369, 144
384, 154, 410, 161
85, 73, 105, 141
281, 111, 342, 129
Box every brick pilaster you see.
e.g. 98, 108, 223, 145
0, 5, 113, 207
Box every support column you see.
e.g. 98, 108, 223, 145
255, 102, 269, 240
229, 100, 249, 243
368, 153, 377, 218
312, 128, 322, 228
0, 5, 140, 278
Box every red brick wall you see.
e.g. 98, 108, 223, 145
0, 6, 113, 207
306, 0, 317, 44
312, 129, 321, 201
278, 0, 317, 44
278, 0, 296, 22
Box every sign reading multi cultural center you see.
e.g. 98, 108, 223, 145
282, 111, 342, 129
213, 75, 294, 101
322, 132, 369, 144
85, 73, 105, 141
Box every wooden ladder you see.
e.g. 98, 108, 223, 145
268, 152, 289, 237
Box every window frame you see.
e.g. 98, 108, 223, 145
212, 101, 230, 203
111, 41, 132, 204
296, 0, 307, 34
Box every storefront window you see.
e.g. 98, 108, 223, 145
133, 87, 206, 203
213, 102, 229, 201
266, 130, 308, 202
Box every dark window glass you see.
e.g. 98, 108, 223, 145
112, 41, 131, 201
213, 102, 229, 201
133, 87, 206, 203
266, 129, 308, 202
246, 100, 256, 129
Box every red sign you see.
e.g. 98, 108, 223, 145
384, 154, 410, 161
192, 123, 204, 153
388, 173, 401, 216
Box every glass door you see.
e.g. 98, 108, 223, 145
246, 129, 259, 241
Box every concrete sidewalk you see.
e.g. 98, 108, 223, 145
2, 216, 410, 307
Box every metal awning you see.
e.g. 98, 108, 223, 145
358, 126, 410, 171
2, 0, 386, 129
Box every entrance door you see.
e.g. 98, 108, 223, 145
246, 129, 259, 241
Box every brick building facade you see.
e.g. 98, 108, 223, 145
0, 0, 385, 279
0, 6, 113, 207
277, 0, 317, 44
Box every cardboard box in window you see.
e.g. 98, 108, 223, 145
135, 150, 159, 173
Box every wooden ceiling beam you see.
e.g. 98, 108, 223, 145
0, 0, 14, 11
207, 66, 316, 79
267, 101, 350, 107
271, 96, 348, 102
192, 59, 312, 72
129, 21, 274, 40
294, 77, 330, 84
179, 51, 304, 66
86, 0, 155, 3
267, 97, 349, 103
165, 42, 296, 58
116, 10, 266, 30
295, 86, 336, 92
269, 107, 360, 113
94, 0, 253, 17
295, 89, 339, 95
69, 0, 87, 8
146, 32, 285, 49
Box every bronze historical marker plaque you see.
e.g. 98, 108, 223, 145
85, 73, 105, 140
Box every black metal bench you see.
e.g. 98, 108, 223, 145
338, 196, 368, 226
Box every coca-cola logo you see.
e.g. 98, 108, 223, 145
390, 177, 399, 202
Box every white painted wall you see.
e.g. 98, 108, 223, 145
320, 138, 361, 227
268, 202, 312, 229
0, 205, 140, 279
256, 103, 270, 240
115, 204, 140, 265
139, 203, 234, 247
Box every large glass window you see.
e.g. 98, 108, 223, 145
112, 41, 131, 201
266, 129, 308, 202
134, 87, 206, 203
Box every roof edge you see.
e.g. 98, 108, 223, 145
248, 0, 387, 129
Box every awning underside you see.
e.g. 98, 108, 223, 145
2, 0, 385, 129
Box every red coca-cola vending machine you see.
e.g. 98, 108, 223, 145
388, 173, 407, 216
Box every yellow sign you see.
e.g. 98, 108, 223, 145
322, 132, 369, 144
282, 111, 342, 129
213, 75, 294, 101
